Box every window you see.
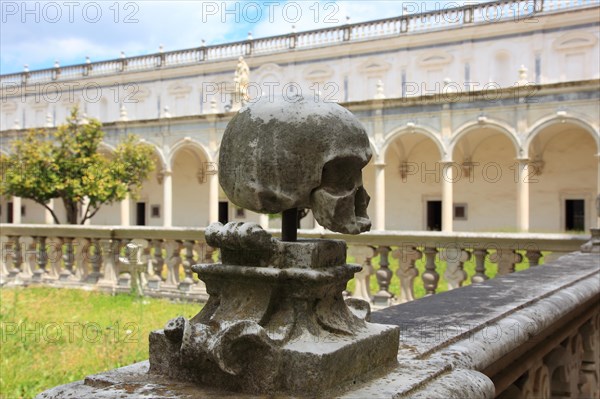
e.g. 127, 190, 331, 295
151, 205, 160, 218
454, 204, 468, 220
565, 199, 585, 232
235, 207, 246, 218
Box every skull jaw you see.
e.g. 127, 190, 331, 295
310, 187, 371, 235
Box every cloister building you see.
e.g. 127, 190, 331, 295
1, 0, 599, 233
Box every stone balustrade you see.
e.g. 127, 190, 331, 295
33, 231, 599, 398
0, 224, 588, 306
1, 0, 596, 85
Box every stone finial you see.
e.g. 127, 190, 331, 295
201, 39, 206, 46
162, 106, 171, 118
45, 113, 53, 127
120, 51, 126, 59
159, 44, 164, 53
219, 95, 372, 234
374, 79, 386, 99
247, 31, 253, 40
13, 119, 20, 129
210, 98, 218, 114
291, 24, 296, 33
120, 105, 129, 121
518, 65, 529, 85
443, 77, 457, 93
85, 56, 91, 64
150, 222, 399, 394
53, 60, 60, 68
80, 113, 89, 125
23, 64, 29, 73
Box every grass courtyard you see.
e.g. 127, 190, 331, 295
0, 287, 200, 399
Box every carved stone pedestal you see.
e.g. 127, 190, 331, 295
148, 223, 399, 395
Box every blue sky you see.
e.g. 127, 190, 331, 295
0, 1, 471, 74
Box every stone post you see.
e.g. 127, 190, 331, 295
374, 163, 386, 230
12, 197, 21, 224
120, 194, 130, 226
516, 158, 530, 232
441, 162, 454, 233
163, 171, 173, 227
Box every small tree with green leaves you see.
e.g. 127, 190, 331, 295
0, 108, 156, 224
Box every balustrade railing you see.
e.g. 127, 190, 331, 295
0, 224, 588, 305
1, 0, 597, 86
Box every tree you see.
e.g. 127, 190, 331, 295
0, 107, 156, 224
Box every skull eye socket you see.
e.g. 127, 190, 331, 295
319, 157, 363, 195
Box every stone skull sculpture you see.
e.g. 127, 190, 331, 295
219, 95, 372, 234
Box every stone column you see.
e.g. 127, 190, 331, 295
516, 158, 530, 232
259, 214, 269, 229
45, 199, 54, 224
12, 196, 21, 224
163, 170, 173, 227
374, 163, 386, 230
441, 162, 453, 233
209, 172, 219, 224
120, 194, 130, 226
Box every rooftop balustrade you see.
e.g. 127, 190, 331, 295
1, 0, 596, 86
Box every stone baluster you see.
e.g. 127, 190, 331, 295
19, 236, 35, 280
422, 247, 439, 295
201, 243, 215, 264
148, 239, 164, 289
85, 238, 103, 283
525, 249, 543, 266
117, 239, 132, 288
98, 239, 118, 287
74, 238, 91, 281
165, 240, 182, 287
579, 313, 600, 398
373, 246, 393, 307
179, 240, 196, 292
347, 245, 375, 302
392, 246, 422, 303
5, 236, 22, 281
471, 248, 489, 283
32, 236, 48, 282
46, 237, 63, 279
440, 246, 470, 290
59, 237, 75, 281
490, 247, 523, 275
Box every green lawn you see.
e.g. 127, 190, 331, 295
0, 287, 201, 399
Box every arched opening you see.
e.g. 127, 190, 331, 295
135, 147, 167, 226
528, 121, 598, 232
170, 143, 211, 227
383, 130, 444, 230
452, 126, 520, 232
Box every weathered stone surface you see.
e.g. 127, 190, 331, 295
148, 222, 399, 395
219, 96, 372, 234
36, 252, 600, 398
